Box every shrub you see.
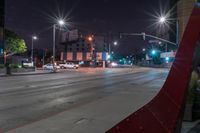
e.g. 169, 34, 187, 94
10, 64, 22, 69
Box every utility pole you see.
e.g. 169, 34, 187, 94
43, 49, 46, 68
53, 24, 56, 71
31, 36, 37, 66
52, 19, 65, 72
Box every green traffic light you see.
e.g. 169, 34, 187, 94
107, 54, 111, 60
151, 50, 156, 55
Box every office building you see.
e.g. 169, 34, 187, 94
60, 30, 108, 65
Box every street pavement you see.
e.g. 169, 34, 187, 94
0, 67, 191, 133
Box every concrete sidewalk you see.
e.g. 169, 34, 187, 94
0, 70, 53, 77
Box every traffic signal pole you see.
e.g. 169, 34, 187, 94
120, 32, 177, 46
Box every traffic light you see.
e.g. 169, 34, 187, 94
141, 32, 146, 40
151, 50, 156, 55
165, 57, 169, 61
119, 32, 122, 39
106, 54, 111, 60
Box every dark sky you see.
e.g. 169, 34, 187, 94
5, 0, 170, 56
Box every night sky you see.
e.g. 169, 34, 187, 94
5, 0, 170, 56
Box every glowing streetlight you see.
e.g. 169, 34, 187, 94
87, 35, 96, 67
33, 36, 38, 40
114, 41, 118, 46
109, 41, 118, 54
142, 48, 146, 52
159, 16, 166, 23
53, 19, 66, 71
158, 14, 179, 45
31, 35, 38, 64
58, 19, 65, 26
88, 36, 93, 42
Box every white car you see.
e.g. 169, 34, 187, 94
59, 63, 79, 69
43, 63, 60, 70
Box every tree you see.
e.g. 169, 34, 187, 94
5, 29, 27, 55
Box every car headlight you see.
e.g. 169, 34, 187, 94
111, 62, 118, 67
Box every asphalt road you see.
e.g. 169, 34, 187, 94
0, 67, 168, 132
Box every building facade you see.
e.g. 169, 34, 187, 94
0, 0, 5, 64
60, 30, 108, 64
177, 0, 197, 42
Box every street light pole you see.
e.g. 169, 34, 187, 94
53, 24, 56, 69
108, 41, 117, 55
31, 38, 33, 63
108, 43, 111, 54
31, 36, 37, 65
88, 36, 96, 67
43, 49, 46, 68
159, 16, 180, 46
52, 19, 65, 72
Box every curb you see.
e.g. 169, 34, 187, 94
0, 72, 55, 77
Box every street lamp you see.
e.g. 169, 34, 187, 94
53, 19, 65, 70
88, 36, 93, 42
109, 41, 118, 54
158, 16, 179, 45
31, 35, 38, 65
58, 20, 65, 25
87, 35, 96, 67
142, 48, 146, 52
114, 41, 118, 46
87, 36, 94, 52
159, 16, 166, 23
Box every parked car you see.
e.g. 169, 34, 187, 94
59, 63, 66, 69
43, 63, 60, 70
59, 62, 79, 69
